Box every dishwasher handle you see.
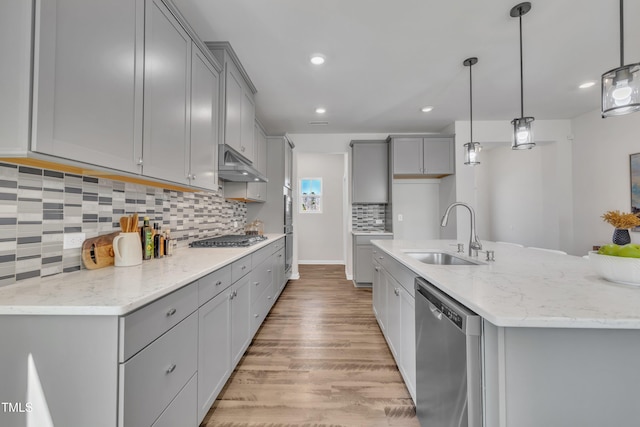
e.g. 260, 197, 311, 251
415, 277, 481, 336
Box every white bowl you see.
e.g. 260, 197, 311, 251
588, 251, 640, 286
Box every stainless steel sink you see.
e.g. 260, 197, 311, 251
405, 251, 483, 266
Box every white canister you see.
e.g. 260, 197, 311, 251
113, 232, 143, 267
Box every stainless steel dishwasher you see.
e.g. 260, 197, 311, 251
415, 277, 482, 427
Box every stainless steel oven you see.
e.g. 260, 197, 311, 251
415, 277, 482, 427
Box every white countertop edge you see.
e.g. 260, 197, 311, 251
0, 234, 285, 316
372, 239, 640, 330
351, 231, 393, 235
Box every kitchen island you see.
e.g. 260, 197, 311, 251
0, 234, 286, 427
372, 239, 640, 427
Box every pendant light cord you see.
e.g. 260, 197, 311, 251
469, 63, 473, 142
519, 10, 524, 118
619, 0, 624, 66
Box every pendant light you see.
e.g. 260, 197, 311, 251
601, 0, 640, 117
510, 2, 535, 150
463, 57, 481, 165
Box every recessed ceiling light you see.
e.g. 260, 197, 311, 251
310, 54, 325, 65
579, 81, 596, 89
421, 106, 434, 113
315, 107, 326, 114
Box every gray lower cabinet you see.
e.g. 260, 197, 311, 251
197, 267, 232, 422
371, 247, 416, 403
0, 239, 287, 427
390, 134, 454, 177
350, 140, 389, 203
352, 234, 393, 286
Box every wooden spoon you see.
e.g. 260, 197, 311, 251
132, 213, 138, 232
120, 216, 128, 232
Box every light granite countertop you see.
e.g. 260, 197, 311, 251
351, 231, 393, 235
372, 239, 640, 329
0, 234, 285, 316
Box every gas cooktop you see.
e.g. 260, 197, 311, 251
189, 234, 268, 248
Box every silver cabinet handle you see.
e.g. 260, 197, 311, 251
374, 267, 380, 271
254, 314, 259, 318
267, 269, 272, 273
215, 280, 222, 286
234, 290, 238, 297
192, 175, 196, 180
137, 158, 143, 165
254, 282, 260, 286
166, 364, 176, 374
267, 296, 271, 299
378, 256, 384, 260
394, 288, 400, 296
278, 254, 282, 258
166, 308, 176, 317
373, 250, 377, 254
241, 265, 247, 270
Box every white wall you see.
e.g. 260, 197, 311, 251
392, 180, 441, 240
453, 120, 574, 253
289, 133, 389, 277
295, 153, 346, 263
571, 109, 640, 255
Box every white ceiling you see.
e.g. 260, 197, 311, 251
172, 0, 640, 135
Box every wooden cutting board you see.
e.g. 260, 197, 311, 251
81, 231, 121, 270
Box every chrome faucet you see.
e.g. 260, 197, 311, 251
441, 202, 482, 257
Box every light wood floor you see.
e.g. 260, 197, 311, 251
200, 264, 420, 427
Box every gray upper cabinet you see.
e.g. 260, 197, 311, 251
31, 0, 144, 174
142, 0, 191, 185
207, 42, 257, 164
390, 135, 455, 177
189, 45, 220, 191
246, 121, 267, 201
284, 138, 293, 189
351, 140, 389, 203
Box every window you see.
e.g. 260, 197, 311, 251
299, 178, 322, 213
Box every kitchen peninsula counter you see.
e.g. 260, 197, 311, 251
373, 239, 640, 427
372, 239, 640, 329
0, 233, 285, 316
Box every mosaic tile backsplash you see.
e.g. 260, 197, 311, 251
352, 203, 389, 231
0, 162, 246, 287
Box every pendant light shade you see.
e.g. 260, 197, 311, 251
601, 0, 640, 117
510, 2, 535, 150
463, 57, 481, 165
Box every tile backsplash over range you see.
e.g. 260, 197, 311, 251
0, 162, 246, 286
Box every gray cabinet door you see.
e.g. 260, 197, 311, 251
399, 286, 416, 401
224, 62, 243, 154
392, 138, 423, 174
198, 288, 231, 422
142, 0, 191, 184
372, 261, 383, 327
355, 244, 374, 284
384, 270, 401, 359
231, 274, 252, 366
352, 141, 388, 203
246, 122, 267, 201
189, 46, 219, 191
32, 0, 144, 173
240, 91, 255, 162
423, 137, 454, 175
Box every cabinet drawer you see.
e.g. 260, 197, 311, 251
252, 244, 272, 267
231, 254, 252, 282
198, 265, 232, 306
120, 312, 197, 427
380, 254, 416, 298
250, 257, 273, 305
355, 234, 393, 245
250, 287, 272, 336
270, 238, 284, 253
120, 283, 198, 362
152, 373, 197, 427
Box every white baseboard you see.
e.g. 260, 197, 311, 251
288, 272, 300, 280
298, 260, 345, 265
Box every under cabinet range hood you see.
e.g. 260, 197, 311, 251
218, 145, 267, 182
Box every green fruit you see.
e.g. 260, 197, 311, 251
598, 244, 621, 256
616, 244, 640, 258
